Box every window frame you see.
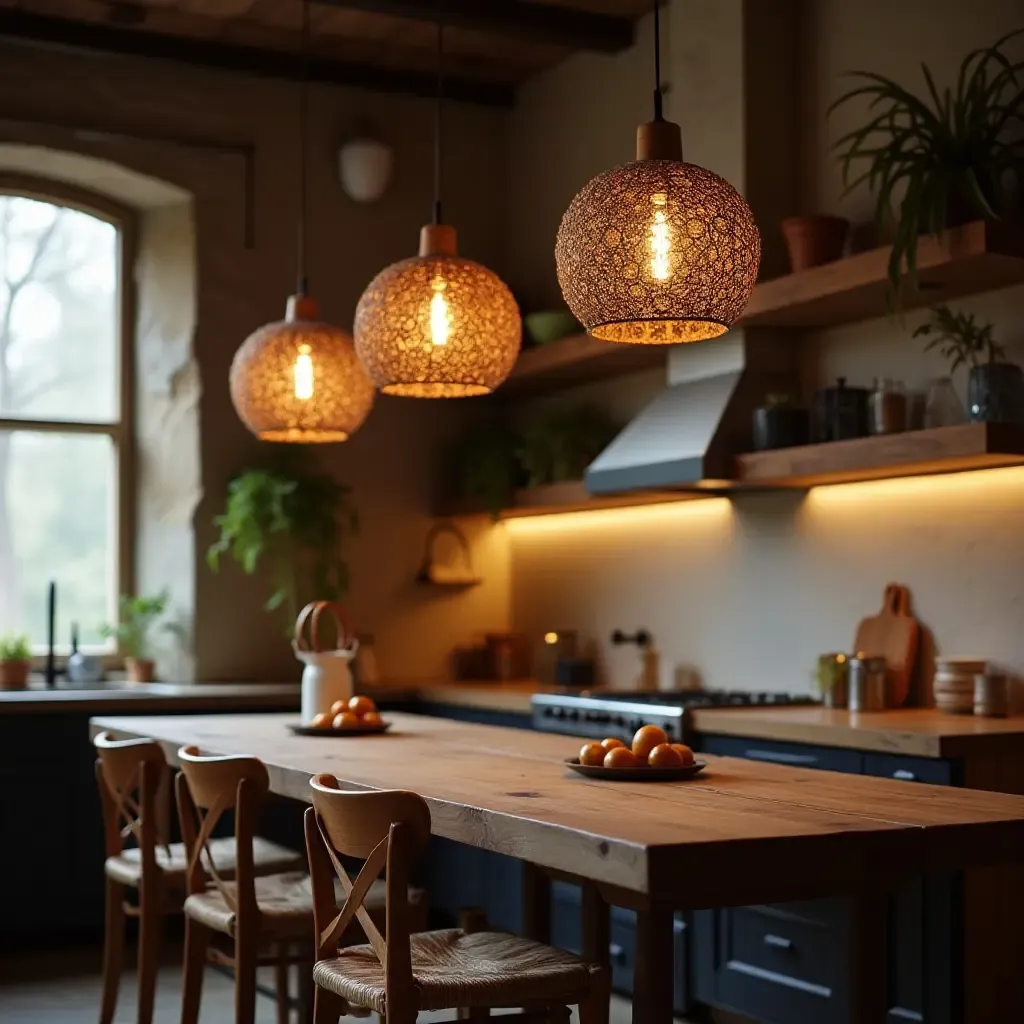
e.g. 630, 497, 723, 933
0, 173, 136, 660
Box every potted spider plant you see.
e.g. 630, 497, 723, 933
830, 29, 1023, 303
0, 632, 31, 689
914, 306, 1024, 424
100, 591, 170, 683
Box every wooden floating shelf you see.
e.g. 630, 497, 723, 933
504, 222, 1024, 397
438, 480, 705, 520
733, 424, 1024, 488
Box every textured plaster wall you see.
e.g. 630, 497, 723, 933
0, 42, 511, 682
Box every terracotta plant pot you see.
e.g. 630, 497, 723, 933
0, 659, 30, 690
781, 215, 850, 272
125, 657, 156, 684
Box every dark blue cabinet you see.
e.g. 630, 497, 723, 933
694, 734, 959, 1024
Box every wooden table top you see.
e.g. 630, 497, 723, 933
90, 712, 1024, 908
690, 706, 1024, 758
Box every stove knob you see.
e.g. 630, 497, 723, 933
553, 708, 567, 719
594, 711, 610, 723
567, 709, 580, 721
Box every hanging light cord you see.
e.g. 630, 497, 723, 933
297, 0, 310, 294
433, 5, 445, 225
652, 0, 664, 122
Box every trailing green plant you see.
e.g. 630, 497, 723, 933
0, 632, 30, 662
517, 405, 621, 487
913, 305, 1006, 373
207, 455, 358, 628
447, 422, 521, 518
99, 592, 169, 659
830, 29, 1023, 304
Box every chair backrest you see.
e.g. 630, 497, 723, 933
175, 745, 269, 911
305, 774, 430, 1011
93, 731, 170, 862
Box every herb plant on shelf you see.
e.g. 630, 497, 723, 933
207, 454, 359, 631
914, 305, 1024, 424
829, 29, 1023, 303
99, 591, 170, 683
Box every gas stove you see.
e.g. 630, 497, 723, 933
531, 689, 817, 744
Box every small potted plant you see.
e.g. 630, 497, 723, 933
0, 632, 31, 689
752, 394, 810, 451
100, 591, 170, 683
830, 30, 1023, 303
914, 306, 1024, 424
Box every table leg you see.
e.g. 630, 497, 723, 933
522, 861, 551, 943
581, 883, 611, 1024
632, 906, 674, 1024
849, 888, 888, 1024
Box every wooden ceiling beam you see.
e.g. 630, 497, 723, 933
314, 0, 635, 53
0, 10, 515, 107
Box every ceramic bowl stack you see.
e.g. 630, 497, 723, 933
934, 657, 987, 714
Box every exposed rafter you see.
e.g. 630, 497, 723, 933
0, 10, 515, 108
313, 0, 635, 53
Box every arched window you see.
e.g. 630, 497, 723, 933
0, 177, 133, 653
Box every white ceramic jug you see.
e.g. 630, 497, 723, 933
293, 601, 357, 724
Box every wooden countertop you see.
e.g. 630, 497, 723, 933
90, 712, 1024, 911
690, 706, 1024, 758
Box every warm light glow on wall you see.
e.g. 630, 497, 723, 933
503, 498, 734, 537
804, 467, 1024, 516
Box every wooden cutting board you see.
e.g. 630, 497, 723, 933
853, 583, 920, 707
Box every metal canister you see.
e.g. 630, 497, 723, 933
816, 653, 849, 708
848, 655, 887, 712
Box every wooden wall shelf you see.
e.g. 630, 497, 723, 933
438, 480, 705, 520
733, 424, 1024, 488
503, 222, 1024, 398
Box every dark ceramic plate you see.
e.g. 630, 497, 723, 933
564, 757, 708, 781
288, 721, 392, 737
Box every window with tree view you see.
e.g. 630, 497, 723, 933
0, 189, 129, 652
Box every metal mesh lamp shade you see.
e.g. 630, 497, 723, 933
555, 122, 761, 345
355, 225, 521, 397
230, 295, 375, 442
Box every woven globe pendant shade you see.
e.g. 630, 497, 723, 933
355, 224, 521, 398
230, 294, 375, 442
555, 120, 761, 345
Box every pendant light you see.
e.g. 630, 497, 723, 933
554, 2, 761, 345
230, 0, 374, 441
354, 16, 521, 397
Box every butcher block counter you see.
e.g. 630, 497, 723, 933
90, 711, 1024, 1024
690, 705, 1024, 758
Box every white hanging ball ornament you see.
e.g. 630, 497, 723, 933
338, 138, 393, 204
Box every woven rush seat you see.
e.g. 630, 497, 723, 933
104, 835, 304, 887
184, 871, 396, 939
313, 928, 595, 1013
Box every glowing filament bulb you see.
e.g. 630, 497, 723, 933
649, 192, 671, 281
293, 343, 314, 400
429, 278, 451, 347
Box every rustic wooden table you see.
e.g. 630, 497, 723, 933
90, 712, 1024, 1024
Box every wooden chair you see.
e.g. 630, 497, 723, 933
94, 731, 304, 1024
305, 773, 606, 1024
176, 746, 426, 1024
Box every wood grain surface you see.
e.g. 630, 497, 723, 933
89, 713, 1024, 910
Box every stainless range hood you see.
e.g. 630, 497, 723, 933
585, 331, 797, 495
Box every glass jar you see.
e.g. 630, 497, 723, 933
924, 377, 966, 428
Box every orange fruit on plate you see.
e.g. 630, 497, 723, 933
361, 711, 383, 726
332, 711, 361, 729
670, 743, 696, 766
310, 712, 333, 729
329, 700, 349, 717
600, 737, 625, 752
632, 725, 669, 763
647, 743, 684, 768
579, 742, 606, 767
603, 747, 639, 769
349, 695, 377, 717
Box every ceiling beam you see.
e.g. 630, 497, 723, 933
315, 0, 635, 53
0, 10, 515, 107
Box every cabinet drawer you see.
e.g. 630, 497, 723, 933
701, 735, 863, 775
863, 753, 953, 787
